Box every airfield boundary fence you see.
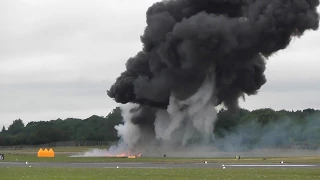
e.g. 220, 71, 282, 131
0, 141, 116, 150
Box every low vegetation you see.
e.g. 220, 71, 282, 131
1, 167, 320, 180
3, 153, 320, 164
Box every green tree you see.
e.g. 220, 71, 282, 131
7, 119, 24, 135
240, 108, 286, 125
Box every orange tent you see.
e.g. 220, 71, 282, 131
37, 148, 44, 157
48, 148, 55, 157
37, 148, 55, 158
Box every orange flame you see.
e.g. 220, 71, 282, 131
105, 151, 142, 158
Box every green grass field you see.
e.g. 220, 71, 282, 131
1, 167, 320, 180
1, 147, 320, 179
3, 152, 320, 164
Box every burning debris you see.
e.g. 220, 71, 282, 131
107, 0, 319, 151
70, 148, 142, 158
105, 151, 142, 158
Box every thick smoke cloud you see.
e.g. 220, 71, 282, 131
107, 0, 319, 149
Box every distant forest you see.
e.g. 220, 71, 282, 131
1, 107, 319, 149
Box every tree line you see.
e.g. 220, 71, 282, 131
0, 107, 122, 146
0, 107, 319, 149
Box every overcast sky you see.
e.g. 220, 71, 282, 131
1, 0, 320, 128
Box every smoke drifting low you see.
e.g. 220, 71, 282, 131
107, 0, 319, 151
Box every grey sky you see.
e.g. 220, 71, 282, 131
1, 0, 320, 128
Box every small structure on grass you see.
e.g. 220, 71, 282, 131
37, 148, 55, 158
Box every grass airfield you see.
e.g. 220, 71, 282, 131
2, 167, 320, 180
4, 154, 320, 164
1, 147, 320, 179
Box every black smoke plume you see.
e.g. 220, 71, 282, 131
107, 0, 319, 148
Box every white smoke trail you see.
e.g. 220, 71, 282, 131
72, 104, 141, 157
154, 74, 218, 146
114, 104, 141, 149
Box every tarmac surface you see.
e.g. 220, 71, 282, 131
1, 162, 320, 169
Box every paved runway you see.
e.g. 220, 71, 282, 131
1, 162, 320, 169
